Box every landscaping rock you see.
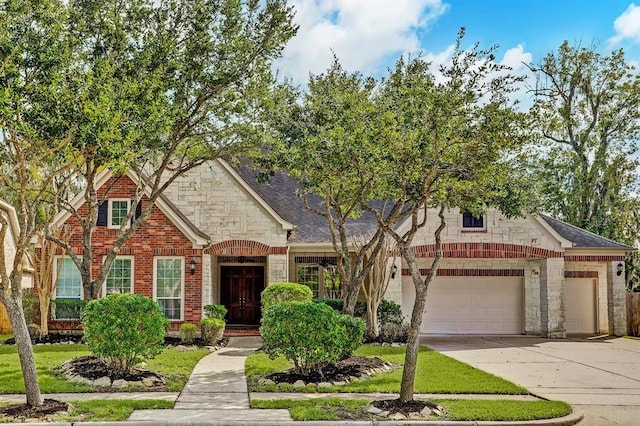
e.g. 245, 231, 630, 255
331, 381, 346, 386
257, 378, 276, 386
318, 382, 332, 388
112, 379, 127, 388
420, 406, 432, 416
92, 376, 111, 387
366, 406, 383, 415
389, 412, 406, 421
292, 380, 306, 388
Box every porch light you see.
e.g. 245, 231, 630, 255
190, 258, 197, 275
391, 264, 398, 279
616, 262, 624, 276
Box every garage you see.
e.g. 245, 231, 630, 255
565, 278, 597, 334
404, 277, 524, 334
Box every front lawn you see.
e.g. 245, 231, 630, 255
251, 398, 572, 422
246, 344, 527, 394
0, 343, 209, 393
0, 335, 11, 344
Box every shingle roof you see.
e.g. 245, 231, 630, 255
539, 214, 632, 250
234, 165, 378, 243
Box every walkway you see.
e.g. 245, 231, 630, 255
127, 336, 292, 423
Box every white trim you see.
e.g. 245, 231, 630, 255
52, 168, 209, 248
53, 256, 84, 319
0, 199, 22, 244
216, 159, 294, 231
101, 255, 135, 296
107, 199, 131, 229
153, 256, 185, 321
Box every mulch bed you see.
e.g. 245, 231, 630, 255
65, 355, 162, 382
266, 355, 387, 384
372, 398, 440, 415
0, 399, 69, 422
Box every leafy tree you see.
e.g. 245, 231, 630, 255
45, 0, 297, 299
262, 59, 386, 315
527, 41, 640, 288
363, 32, 527, 403
0, 0, 76, 406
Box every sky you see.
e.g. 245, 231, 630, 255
274, 0, 640, 103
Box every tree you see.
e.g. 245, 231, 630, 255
364, 32, 527, 403
527, 41, 640, 287
263, 59, 386, 315
44, 0, 297, 299
0, 0, 75, 406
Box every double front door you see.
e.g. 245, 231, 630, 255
220, 266, 264, 325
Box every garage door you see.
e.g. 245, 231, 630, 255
565, 279, 597, 334
406, 277, 524, 334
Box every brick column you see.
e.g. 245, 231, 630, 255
539, 258, 566, 338
606, 261, 627, 336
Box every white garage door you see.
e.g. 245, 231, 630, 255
416, 277, 524, 334
565, 279, 597, 334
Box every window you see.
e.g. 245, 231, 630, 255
108, 199, 130, 229
296, 265, 341, 299
54, 257, 82, 319
105, 257, 133, 295
462, 211, 485, 229
154, 257, 183, 320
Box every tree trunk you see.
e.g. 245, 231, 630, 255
343, 278, 362, 315
398, 283, 426, 402
39, 297, 50, 336
4, 296, 42, 407
365, 299, 379, 339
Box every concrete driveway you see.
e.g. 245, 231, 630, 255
421, 336, 640, 425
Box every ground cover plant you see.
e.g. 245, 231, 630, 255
250, 398, 572, 422
246, 344, 527, 394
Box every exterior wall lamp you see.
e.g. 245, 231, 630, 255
616, 262, 624, 276
391, 264, 398, 279
190, 258, 197, 275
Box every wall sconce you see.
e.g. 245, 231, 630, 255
616, 262, 624, 276
190, 258, 197, 275
391, 264, 398, 279
237, 256, 246, 264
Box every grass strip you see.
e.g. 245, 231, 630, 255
246, 344, 527, 394
251, 398, 572, 422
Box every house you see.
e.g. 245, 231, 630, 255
0, 199, 34, 333
47, 160, 630, 337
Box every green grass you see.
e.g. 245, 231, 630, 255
0, 343, 209, 393
0, 335, 12, 344
246, 345, 527, 394
251, 398, 370, 421
251, 398, 572, 421
624, 335, 640, 340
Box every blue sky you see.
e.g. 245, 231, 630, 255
276, 0, 640, 97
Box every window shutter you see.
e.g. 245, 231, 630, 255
131, 200, 142, 225
97, 201, 108, 226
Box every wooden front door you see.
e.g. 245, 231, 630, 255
220, 266, 264, 325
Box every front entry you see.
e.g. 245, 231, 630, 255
220, 266, 264, 325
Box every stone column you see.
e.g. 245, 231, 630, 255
201, 254, 213, 314
267, 254, 288, 285
539, 258, 566, 338
384, 258, 403, 306
606, 261, 627, 336
524, 262, 542, 335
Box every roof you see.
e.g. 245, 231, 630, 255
538, 214, 632, 250
234, 165, 378, 244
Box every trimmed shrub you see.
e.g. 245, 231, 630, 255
261, 302, 362, 376
378, 299, 403, 324
179, 323, 198, 344
82, 294, 168, 373
200, 317, 225, 344
261, 282, 312, 311
315, 298, 367, 317
203, 304, 227, 320
339, 314, 365, 358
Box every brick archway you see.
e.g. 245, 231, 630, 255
209, 240, 270, 256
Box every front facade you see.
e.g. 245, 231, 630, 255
47, 161, 630, 336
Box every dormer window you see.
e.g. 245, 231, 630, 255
108, 199, 130, 229
462, 211, 485, 229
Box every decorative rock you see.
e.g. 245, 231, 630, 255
292, 380, 306, 388
366, 406, 383, 415
257, 378, 276, 386
142, 376, 159, 387
112, 379, 128, 388
331, 381, 346, 386
380, 411, 390, 417
389, 412, 407, 421
433, 408, 443, 416
175, 345, 187, 352
93, 376, 111, 387
408, 412, 422, 420
139, 362, 148, 368
318, 382, 332, 388
420, 406, 432, 416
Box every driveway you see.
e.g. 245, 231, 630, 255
421, 336, 640, 425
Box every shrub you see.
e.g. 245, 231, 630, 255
377, 299, 407, 343
261, 283, 312, 311
261, 302, 363, 376
53, 299, 87, 320
82, 294, 168, 373
339, 315, 365, 358
203, 304, 227, 320
179, 323, 198, 344
315, 298, 367, 317
200, 317, 225, 345
378, 299, 403, 325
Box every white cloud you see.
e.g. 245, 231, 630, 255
275, 0, 449, 85
609, 3, 640, 45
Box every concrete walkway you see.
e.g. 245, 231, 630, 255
127, 336, 292, 423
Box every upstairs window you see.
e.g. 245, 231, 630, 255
108, 199, 130, 229
462, 211, 485, 229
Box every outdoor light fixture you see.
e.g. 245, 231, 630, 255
237, 256, 247, 264
616, 262, 624, 276
190, 258, 197, 275
391, 264, 398, 279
